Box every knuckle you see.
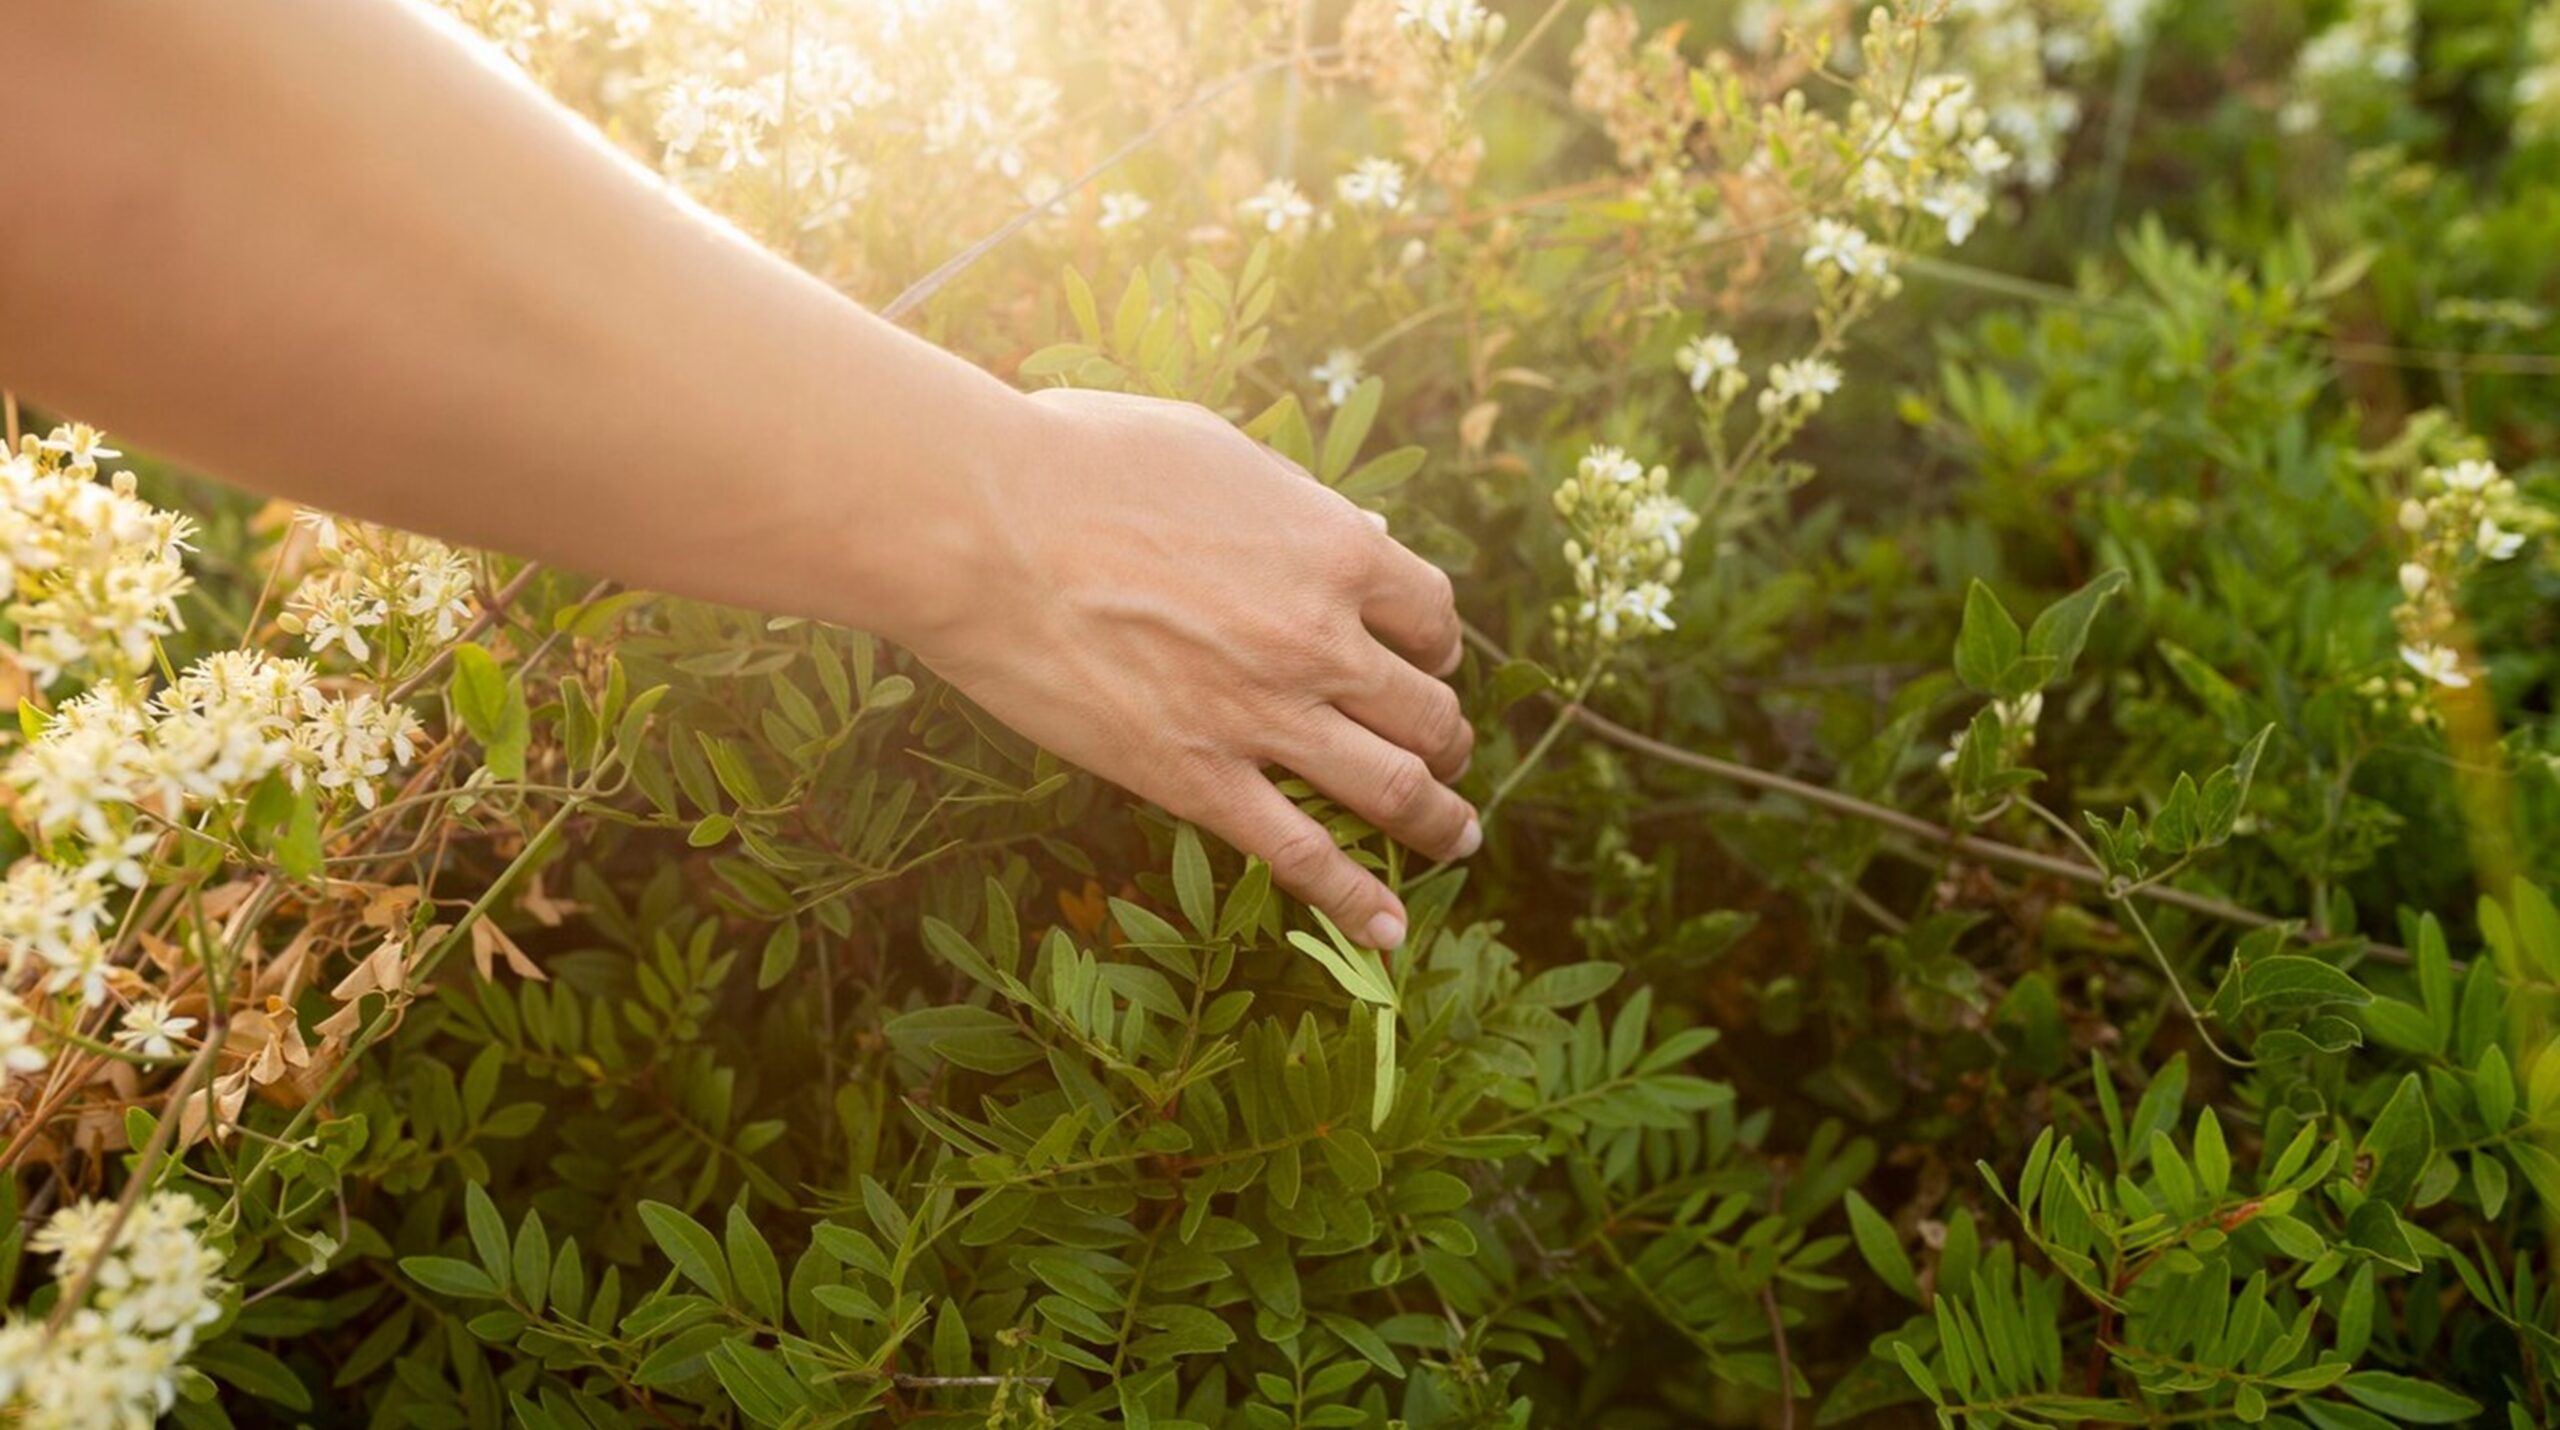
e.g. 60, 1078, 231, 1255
1420, 561, 1456, 612
1375, 751, 1434, 819
1265, 821, 1339, 886
1421, 682, 1469, 756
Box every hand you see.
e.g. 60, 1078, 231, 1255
906, 387, 1477, 948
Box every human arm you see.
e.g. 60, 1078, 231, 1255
0, 0, 1475, 947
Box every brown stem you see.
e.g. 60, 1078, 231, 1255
1462, 625, 2412, 965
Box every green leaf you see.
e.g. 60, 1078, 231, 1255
449, 642, 530, 781
726, 1203, 783, 1323
1288, 915, 1397, 1008
2474, 1044, 2516, 1131
1953, 581, 2022, 693
2336, 1371, 2483, 1423
1843, 1190, 1920, 1302
2022, 569, 2128, 687
1321, 376, 1385, 481
1514, 962, 1623, 1008
1171, 823, 1215, 937
193, 1340, 312, 1411
2240, 957, 2374, 1013
638, 1200, 731, 1303
465, 1182, 509, 1280
2194, 1108, 2231, 1199
2357, 1073, 2434, 1207
402, 1256, 501, 1300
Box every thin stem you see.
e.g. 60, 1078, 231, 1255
1457, 623, 2413, 965
2021, 799, 2252, 1068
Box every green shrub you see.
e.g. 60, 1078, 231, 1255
6, 0, 2559, 1426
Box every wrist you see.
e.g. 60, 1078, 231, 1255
802, 337, 1047, 655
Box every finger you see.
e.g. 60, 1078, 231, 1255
1337, 639, 1473, 781
1287, 710, 1479, 864
1187, 764, 1407, 949
1361, 535, 1462, 677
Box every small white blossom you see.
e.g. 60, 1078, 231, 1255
0, 996, 49, 1075
115, 999, 199, 1059
1334, 156, 1407, 212
2399, 641, 2470, 689
1238, 179, 1315, 237
1311, 348, 1367, 407
1676, 332, 1742, 395
2397, 561, 2431, 598
1758, 357, 1843, 416
1097, 190, 1151, 231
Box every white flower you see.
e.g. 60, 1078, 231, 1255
115, 999, 199, 1059
1618, 581, 1676, 632
2437, 458, 2500, 493
0, 997, 49, 1075
1629, 493, 1697, 555
2397, 561, 2431, 598
1097, 190, 1150, 231
2398, 498, 2430, 533
2478, 516, 2526, 561
1758, 357, 1843, 416
1676, 333, 1741, 394
1921, 178, 1992, 245
1311, 348, 1366, 407
1578, 445, 1646, 486
1335, 156, 1407, 212
1238, 179, 1314, 237
2399, 641, 2471, 689
37, 424, 122, 471
1395, 0, 1504, 49
1802, 218, 1885, 278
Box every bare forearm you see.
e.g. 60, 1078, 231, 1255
0, 0, 1025, 640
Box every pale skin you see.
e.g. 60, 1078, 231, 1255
0, 0, 1476, 950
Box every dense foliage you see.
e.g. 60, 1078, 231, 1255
5, 0, 2559, 1425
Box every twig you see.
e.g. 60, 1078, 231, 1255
1460, 625, 2412, 964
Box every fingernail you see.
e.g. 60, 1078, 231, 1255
1364, 509, 1390, 532
1452, 816, 1482, 859
1435, 645, 1464, 677
1364, 910, 1407, 950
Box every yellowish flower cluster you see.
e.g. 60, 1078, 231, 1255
2389, 456, 2544, 695
1, 427, 195, 687
1553, 445, 1699, 647
279, 512, 476, 668
0, 1191, 227, 1429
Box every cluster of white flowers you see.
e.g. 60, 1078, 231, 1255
2, 428, 439, 1028
1, 427, 196, 687
1334, 156, 1409, 212
280, 511, 475, 666
1802, 217, 1900, 297
0, 1192, 228, 1428
1552, 445, 1699, 644
2519, 4, 2560, 145
1848, 70, 2015, 246
2388, 457, 2544, 695
2281, 0, 2415, 135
